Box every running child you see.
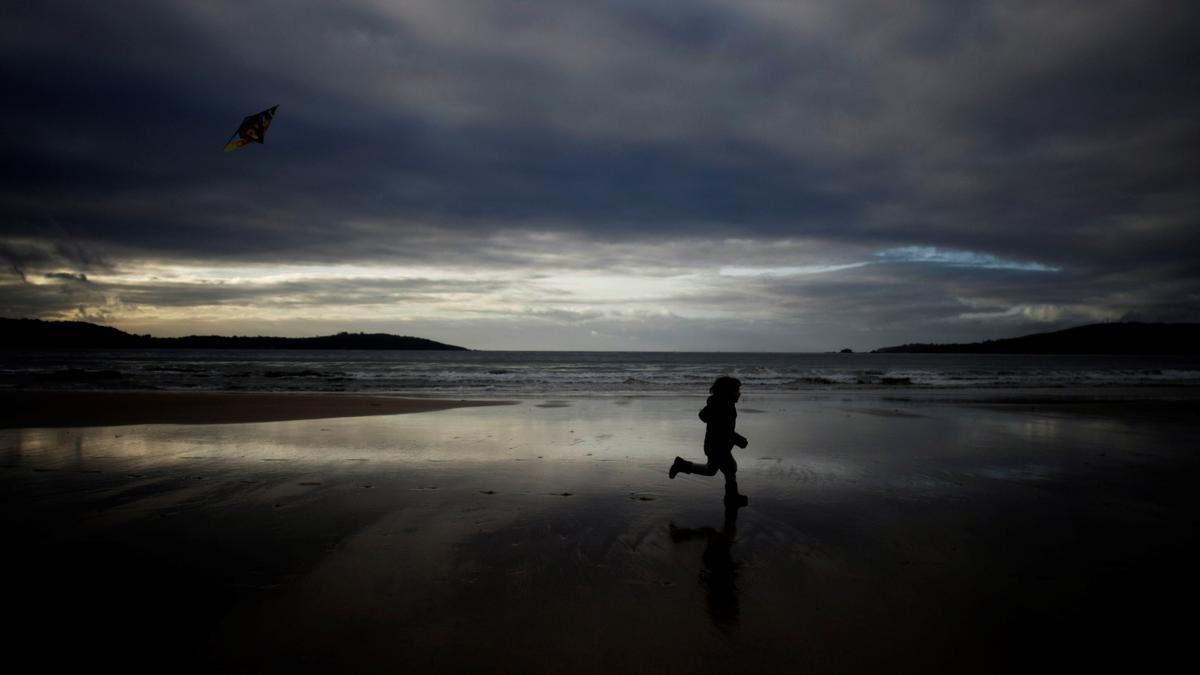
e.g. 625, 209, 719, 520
669, 376, 749, 507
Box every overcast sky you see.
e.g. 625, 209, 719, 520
2, 1, 1197, 350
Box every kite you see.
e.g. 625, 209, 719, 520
223, 105, 279, 153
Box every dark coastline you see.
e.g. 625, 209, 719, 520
873, 321, 1200, 354
0, 318, 468, 351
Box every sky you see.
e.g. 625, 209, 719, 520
2, 1, 1197, 351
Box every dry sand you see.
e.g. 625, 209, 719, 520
2, 392, 1197, 673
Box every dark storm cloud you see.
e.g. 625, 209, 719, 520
0, 237, 111, 281
2, 1, 1198, 338
43, 272, 89, 282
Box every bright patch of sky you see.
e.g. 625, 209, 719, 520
873, 247, 1061, 272
114, 263, 486, 284
718, 246, 1058, 278
528, 273, 698, 302
719, 262, 870, 277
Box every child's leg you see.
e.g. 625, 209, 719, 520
671, 456, 718, 477
719, 455, 747, 504
719, 457, 738, 495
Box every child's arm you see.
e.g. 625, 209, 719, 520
733, 432, 748, 448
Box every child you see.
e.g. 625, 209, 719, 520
669, 376, 750, 507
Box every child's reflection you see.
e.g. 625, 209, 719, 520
669, 503, 744, 632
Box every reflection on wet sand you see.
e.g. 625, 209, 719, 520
670, 504, 744, 633
1, 396, 1197, 672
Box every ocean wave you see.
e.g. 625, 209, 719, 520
2, 351, 1198, 394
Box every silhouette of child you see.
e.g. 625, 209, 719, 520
669, 376, 750, 506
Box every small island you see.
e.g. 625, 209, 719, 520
0, 318, 468, 351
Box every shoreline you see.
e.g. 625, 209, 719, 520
4, 385, 1198, 429
0, 390, 515, 428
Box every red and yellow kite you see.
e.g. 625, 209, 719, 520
223, 105, 279, 153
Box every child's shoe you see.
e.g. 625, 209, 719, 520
724, 493, 749, 507
669, 456, 687, 479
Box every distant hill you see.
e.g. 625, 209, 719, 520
873, 322, 1200, 354
0, 318, 468, 351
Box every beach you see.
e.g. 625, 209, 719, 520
3, 390, 1197, 673
0, 390, 512, 428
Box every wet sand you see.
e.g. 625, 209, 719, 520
0, 390, 513, 428
2, 394, 1198, 673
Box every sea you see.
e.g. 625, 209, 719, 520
3, 350, 1199, 398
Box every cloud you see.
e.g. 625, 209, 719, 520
720, 262, 870, 277
1, 1, 1196, 348
520, 307, 606, 323
44, 272, 89, 282
873, 246, 1060, 272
